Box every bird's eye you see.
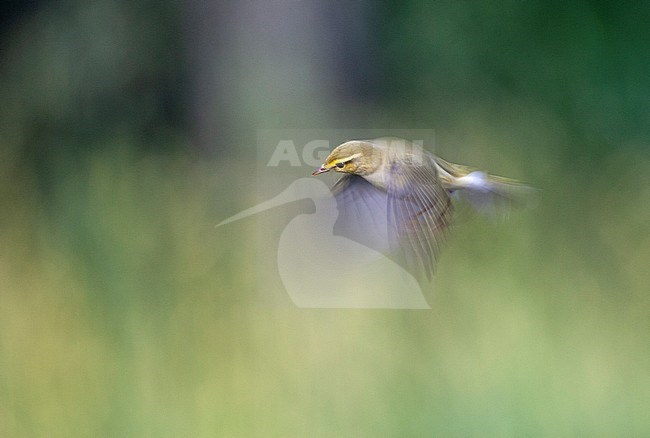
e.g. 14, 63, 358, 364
336, 162, 345, 168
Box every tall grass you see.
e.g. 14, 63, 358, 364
1, 141, 649, 436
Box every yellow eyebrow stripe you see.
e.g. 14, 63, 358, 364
331, 153, 362, 165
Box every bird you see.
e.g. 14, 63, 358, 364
312, 137, 535, 280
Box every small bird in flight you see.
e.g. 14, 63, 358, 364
312, 137, 535, 280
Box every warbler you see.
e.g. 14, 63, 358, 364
312, 137, 534, 279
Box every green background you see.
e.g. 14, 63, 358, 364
1, 1, 649, 436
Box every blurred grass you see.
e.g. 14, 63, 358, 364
1, 137, 649, 436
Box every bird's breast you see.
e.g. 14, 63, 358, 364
359, 169, 387, 190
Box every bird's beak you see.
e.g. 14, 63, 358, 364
311, 165, 330, 176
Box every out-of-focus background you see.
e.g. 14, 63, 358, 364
1, 1, 649, 436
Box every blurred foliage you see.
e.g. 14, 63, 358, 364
378, 0, 650, 159
1, 0, 649, 436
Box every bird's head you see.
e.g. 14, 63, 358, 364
312, 141, 380, 176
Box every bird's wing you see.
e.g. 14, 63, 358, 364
332, 175, 390, 254
385, 158, 453, 280
332, 164, 452, 281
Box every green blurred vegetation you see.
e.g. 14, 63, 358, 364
1, 0, 649, 436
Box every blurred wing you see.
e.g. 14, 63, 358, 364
386, 159, 453, 280
332, 166, 452, 281
332, 175, 390, 254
